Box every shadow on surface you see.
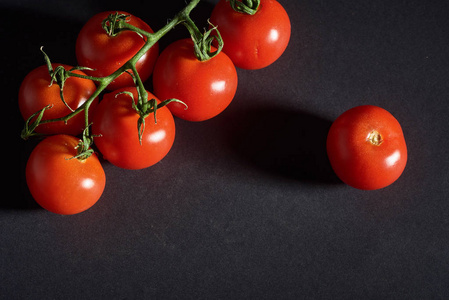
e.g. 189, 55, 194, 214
4, 7, 83, 211
230, 105, 341, 184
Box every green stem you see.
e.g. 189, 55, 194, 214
229, 0, 260, 15
129, 64, 147, 105
23, 0, 204, 158
182, 16, 223, 61
32, 0, 201, 131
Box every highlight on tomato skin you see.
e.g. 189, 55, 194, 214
326, 105, 408, 190
210, 0, 291, 70
26, 135, 106, 215
152, 38, 238, 122
92, 87, 176, 170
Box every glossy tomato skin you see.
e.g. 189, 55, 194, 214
326, 105, 407, 190
92, 87, 175, 170
19, 64, 98, 135
153, 38, 238, 122
210, 0, 291, 70
26, 135, 106, 215
76, 11, 159, 90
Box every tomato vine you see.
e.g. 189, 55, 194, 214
20, 0, 222, 157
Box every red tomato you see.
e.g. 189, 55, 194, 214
210, 0, 291, 70
19, 64, 98, 136
153, 38, 238, 121
92, 87, 175, 170
326, 105, 407, 190
26, 135, 106, 215
76, 11, 159, 90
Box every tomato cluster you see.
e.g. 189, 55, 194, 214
20, 0, 408, 215
20, 0, 292, 215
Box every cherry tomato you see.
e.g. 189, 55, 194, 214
326, 105, 407, 190
19, 64, 98, 136
76, 11, 159, 90
153, 38, 238, 122
26, 135, 106, 215
92, 87, 175, 170
210, 0, 291, 70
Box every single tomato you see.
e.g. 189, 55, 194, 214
92, 87, 176, 170
26, 135, 106, 215
210, 0, 291, 70
153, 38, 238, 121
76, 11, 159, 90
326, 105, 407, 190
19, 64, 98, 136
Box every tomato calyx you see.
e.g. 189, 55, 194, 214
41, 47, 95, 113
101, 12, 149, 42
20, 48, 101, 140
367, 130, 384, 146
229, 0, 260, 15
115, 90, 186, 144
102, 12, 131, 37
21, 104, 53, 140
70, 126, 99, 161
184, 19, 224, 61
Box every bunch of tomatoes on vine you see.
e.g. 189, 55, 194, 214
19, 0, 407, 215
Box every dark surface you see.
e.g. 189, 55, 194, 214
4, 0, 449, 298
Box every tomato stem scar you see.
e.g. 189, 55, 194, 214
367, 130, 383, 146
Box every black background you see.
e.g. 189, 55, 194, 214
3, 0, 449, 298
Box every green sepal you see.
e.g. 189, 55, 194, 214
102, 12, 131, 37
185, 18, 224, 61
69, 125, 100, 161
228, 0, 260, 15
41, 47, 75, 113
20, 104, 53, 140
117, 91, 187, 145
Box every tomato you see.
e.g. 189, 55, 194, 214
210, 0, 291, 70
19, 64, 98, 136
92, 87, 175, 170
153, 38, 238, 121
76, 11, 159, 90
326, 105, 407, 190
26, 135, 106, 215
